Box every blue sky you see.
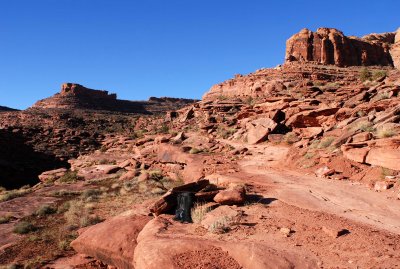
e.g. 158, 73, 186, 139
0, 0, 399, 109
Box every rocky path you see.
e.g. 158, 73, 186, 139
227, 141, 400, 235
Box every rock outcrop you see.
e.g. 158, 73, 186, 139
391, 28, 400, 69
33, 83, 198, 114
285, 28, 395, 67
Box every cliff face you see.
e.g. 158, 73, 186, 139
390, 28, 400, 69
32, 83, 198, 114
285, 28, 395, 67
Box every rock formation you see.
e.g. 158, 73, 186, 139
33, 83, 198, 114
390, 28, 400, 69
285, 28, 395, 67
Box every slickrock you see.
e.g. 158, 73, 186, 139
70, 212, 152, 269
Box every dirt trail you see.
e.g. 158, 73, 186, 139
224, 141, 400, 235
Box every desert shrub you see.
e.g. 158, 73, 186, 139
57, 202, 70, 214
189, 148, 202, 154
64, 200, 85, 227
217, 126, 236, 139
244, 96, 256, 106
120, 180, 138, 193
283, 132, 299, 145
13, 221, 36, 234
208, 216, 233, 234
158, 124, 170, 134
304, 152, 316, 159
64, 199, 103, 228
372, 70, 387, 80
81, 189, 102, 201
352, 121, 375, 132
217, 95, 228, 101
374, 92, 390, 101
0, 214, 13, 224
376, 126, 397, 138
323, 82, 339, 90
58, 171, 80, 183
35, 205, 56, 217
313, 81, 324, 87
381, 167, 395, 179
318, 136, 335, 148
360, 68, 372, 82
0, 187, 32, 202
58, 239, 72, 251
191, 203, 212, 224
79, 215, 102, 227
148, 170, 163, 181
52, 189, 81, 197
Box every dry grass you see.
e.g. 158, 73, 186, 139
283, 132, 299, 145
318, 136, 335, 149
0, 214, 14, 224
0, 186, 32, 202
13, 221, 36, 234
376, 126, 397, 138
189, 148, 202, 154
208, 216, 233, 234
191, 203, 212, 224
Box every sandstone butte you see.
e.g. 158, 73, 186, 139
0, 27, 400, 269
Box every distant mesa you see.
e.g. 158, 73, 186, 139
0, 105, 18, 112
285, 27, 400, 68
61, 83, 117, 100
32, 83, 198, 114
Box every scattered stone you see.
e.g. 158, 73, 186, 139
315, 166, 335, 178
374, 181, 394, 192
322, 226, 350, 238
279, 227, 292, 237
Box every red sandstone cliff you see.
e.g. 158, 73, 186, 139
285, 28, 395, 67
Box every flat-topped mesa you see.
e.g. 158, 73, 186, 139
60, 83, 117, 100
285, 28, 395, 67
32, 83, 198, 114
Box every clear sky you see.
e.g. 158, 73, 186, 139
0, 0, 399, 109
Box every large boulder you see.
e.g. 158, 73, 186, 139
213, 186, 246, 205
286, 107, 339, 128
149, 179, 210, 215
245, 118, 278, 144
71, 212, 152, 269
341, 138, 400, 170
